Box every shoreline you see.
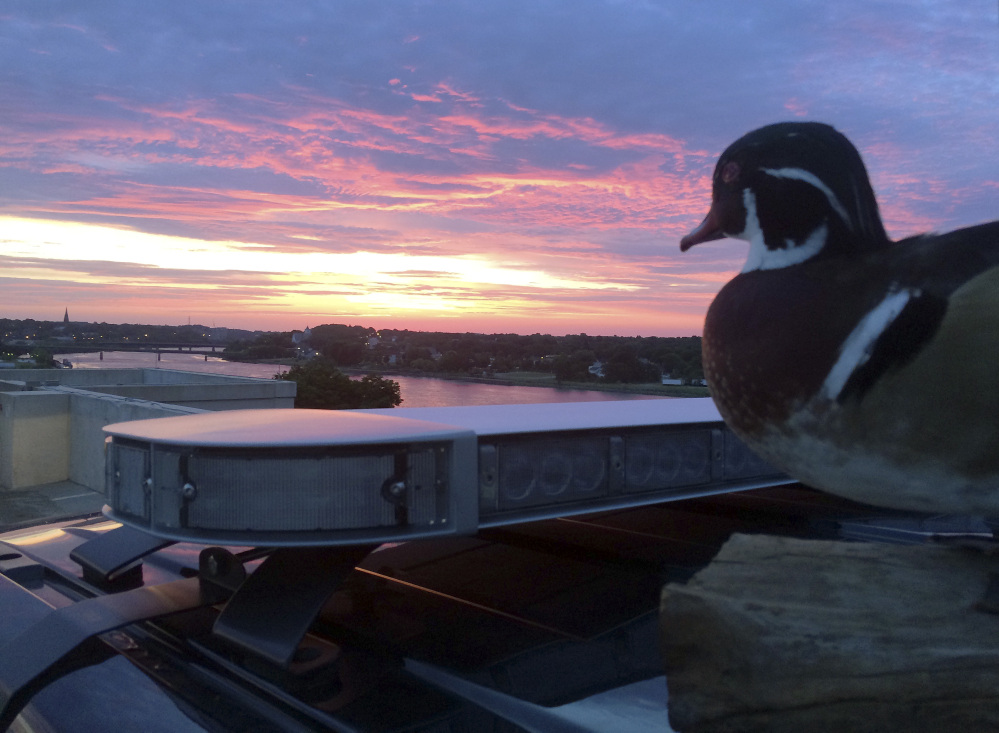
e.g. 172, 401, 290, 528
247, 359, 710, 398
54, 351, 710, 399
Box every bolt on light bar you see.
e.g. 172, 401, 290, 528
104, 400, 791, 546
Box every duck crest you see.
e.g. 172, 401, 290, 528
680, 122, 891, 268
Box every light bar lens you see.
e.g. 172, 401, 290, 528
478, 427, 781, 519
106, 440, 476, 545
623, 430, 711, 492
495, 435, 609, 509
182, 449, 444, 532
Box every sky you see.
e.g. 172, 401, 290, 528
2, 1, 998, 337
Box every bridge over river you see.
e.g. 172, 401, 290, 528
35, 341, 225, 357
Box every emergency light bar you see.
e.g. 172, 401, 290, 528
104, 399, 789, 546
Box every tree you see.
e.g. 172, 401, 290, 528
408, 358, 437, 373
602, 346, 661, 384
223, 332, 295, 361
553, 350, 596, 383
405, 346, 434, 363
30, 348, 56, 367
313, 338, 364, 366
353, 373, 403, 408
437, 350, 467, 373
275, 359, 401, 409
0, 338, 15, 362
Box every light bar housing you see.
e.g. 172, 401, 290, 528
104, 400, 791, 546
105, 410, 479, 545
383, 400, 785, 526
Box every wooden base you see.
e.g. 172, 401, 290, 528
660, 533, 999, 732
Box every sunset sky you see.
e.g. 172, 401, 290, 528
3, 1, 997, 336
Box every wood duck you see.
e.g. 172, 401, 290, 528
680, 121, 999, 516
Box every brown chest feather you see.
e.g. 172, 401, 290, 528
702, 268, 866, 437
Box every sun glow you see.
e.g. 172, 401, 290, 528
6, 216, 640, 290
2, 216, 640, 318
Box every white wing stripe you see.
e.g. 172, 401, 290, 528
821, 288, 917, 401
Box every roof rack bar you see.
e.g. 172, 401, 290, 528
0, 575, 208, 731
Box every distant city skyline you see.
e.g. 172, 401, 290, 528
4, 2, 998, 337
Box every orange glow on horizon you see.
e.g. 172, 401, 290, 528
1, 214, 718, 336
5, 58, 974, 338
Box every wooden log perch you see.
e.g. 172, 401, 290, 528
660, 533, 999, 733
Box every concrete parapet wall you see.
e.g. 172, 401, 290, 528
83, 382, 295, 410
8, 368, 146, 387
139, 368, 272, 385
61, 389, 206, 492
0, 391, 71, 490
0, 387, 205, 492
8, 367, 270, 387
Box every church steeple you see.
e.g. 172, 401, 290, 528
63, 308, 69, 323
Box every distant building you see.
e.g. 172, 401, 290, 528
63, 308, 69, 323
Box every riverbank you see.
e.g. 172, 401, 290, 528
53, 352, 677, 407
486, 371, 710, 398
246, 360, 710, 398
57, 350, 709, 398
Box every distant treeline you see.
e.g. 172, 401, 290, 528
2, 318, 705, 384
1, 318, 258, 347
224, 323, 705, 384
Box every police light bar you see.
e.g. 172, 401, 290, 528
104, 399, 790, 546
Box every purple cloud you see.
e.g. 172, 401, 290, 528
1, 0, 997, 334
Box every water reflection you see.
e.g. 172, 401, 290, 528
56, 351, 665, 408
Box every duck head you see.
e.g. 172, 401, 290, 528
680, 122, 891, 271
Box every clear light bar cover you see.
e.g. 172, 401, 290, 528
103, 402, 789, 545
104, 410, 478, 545
478, 426, 783, 519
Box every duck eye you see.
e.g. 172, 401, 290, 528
721, 161, 740, 184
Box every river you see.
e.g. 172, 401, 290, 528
55, 351, 666, 408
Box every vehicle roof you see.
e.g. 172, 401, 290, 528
0, 483, 940, 732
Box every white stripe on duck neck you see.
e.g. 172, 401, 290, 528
739, 189, 828, 273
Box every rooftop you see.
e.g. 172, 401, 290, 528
0, 367, 295, 499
